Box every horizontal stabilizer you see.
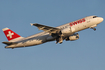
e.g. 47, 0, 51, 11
2, 41, 17, 45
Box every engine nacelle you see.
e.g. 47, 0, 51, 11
66, 33, 79, 41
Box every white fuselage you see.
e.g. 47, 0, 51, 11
5, 16, 103, 48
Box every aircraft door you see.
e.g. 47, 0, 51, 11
70, 27, 75, 33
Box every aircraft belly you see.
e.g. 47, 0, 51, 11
5, 39, 44, 48
25, 40, 43, 46
46, 36, 55, 41
24, 36, 48, 47
62, 33, 74, 37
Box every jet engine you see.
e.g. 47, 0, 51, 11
65, 33, 79, 41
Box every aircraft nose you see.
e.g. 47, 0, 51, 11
101, 17, 104, 22
99, 17, 104, 22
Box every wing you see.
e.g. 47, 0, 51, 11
31, 23, 61, 35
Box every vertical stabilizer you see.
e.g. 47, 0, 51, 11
2, 28, 24, 42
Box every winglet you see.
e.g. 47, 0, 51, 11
30, 23, 33, 26
30, 23, 38, 26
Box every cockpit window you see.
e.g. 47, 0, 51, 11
93, 16, 98, 18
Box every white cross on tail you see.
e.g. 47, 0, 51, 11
7, 31, 14, 38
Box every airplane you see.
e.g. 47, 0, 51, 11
2, 15, 104, 49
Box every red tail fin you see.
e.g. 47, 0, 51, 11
2, 28, 23, 42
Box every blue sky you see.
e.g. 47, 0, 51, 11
0, 0, 105, 70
